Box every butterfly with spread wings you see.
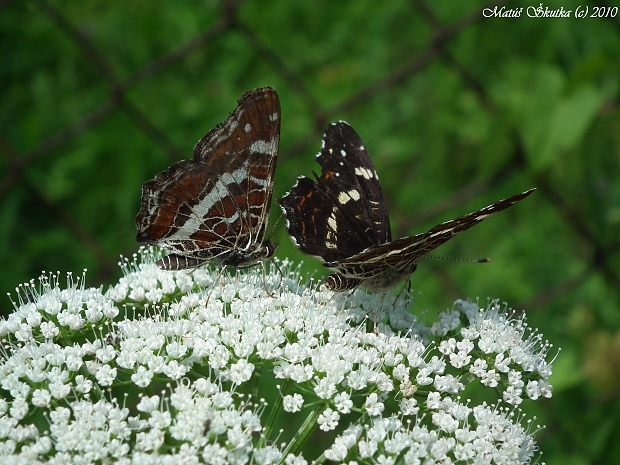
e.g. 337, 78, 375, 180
278, 121, 534, 292
136, 87, 280, 270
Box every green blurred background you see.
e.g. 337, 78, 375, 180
1, 0, 619, 463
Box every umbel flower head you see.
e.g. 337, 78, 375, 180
0, 247, 553, 464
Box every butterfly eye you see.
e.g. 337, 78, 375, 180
265, 243, 278, 259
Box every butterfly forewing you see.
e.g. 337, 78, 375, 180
193, 87, 280, 245
315, 123, 391, 246
327, 189, 535, 286
135, 87, 281, 270
278, 122, 390, 263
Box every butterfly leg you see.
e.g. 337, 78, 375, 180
371, 293, 388, 335
392, 276, 412, 307
204, 266, 227, 309
269, 259, 283, 293
260, 261, 276, 298
234, 261, 277, 298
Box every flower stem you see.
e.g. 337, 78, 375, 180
264, 378, 288, 441
279, 405, 323, 462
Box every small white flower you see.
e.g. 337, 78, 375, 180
449, 350, 471, 368
31, 389, 51, 407
284, 453, 308, 465
131, 365, 154, 387
364, 393, 384, 416
318, 407, 340, 431
40, 321, 59, 339
358, 439, 378, 458
149, 410, 171, 429
227, 359, 255, 384
254, 444, 282, 465
288, 364, 314, 383
538, 379, 553, 398
166, 340, 188, 358
96, 344, 116, 363
494, 353, 510, 372
334, 392, 353, 414
201, 442, 229, 464
74, 375, 93, 393
399, 397, 419, 416
227, 424, 252, 449
314, 378, 337, 399
426, 391, 442, 409
324, 440, 349, 461
399, 379, 417, 397
480, 369, 500, 387
392, 363, 409, 381
14, 323, 33, 342
430, 436, 456, 460
95, 364, 117, 386
432, 410, 459, 433
439, 338, 457, 355
415, 367, 433, 386
137, 395, 160, 413
433, 374, 464, 394
283, 394, 304, 413
163, 360, 189, 379
9, 396, 28, 420
503, 385, 523, 405
136, 428, 165, 451
508, 369, 524, 388
469, 358, 487, 376
129, 286, 146, 301
376, 454, 395, 465
49, 382, 71, 399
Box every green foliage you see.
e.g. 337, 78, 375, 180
1, 0, 620, 463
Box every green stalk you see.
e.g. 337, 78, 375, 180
279, 405, 323, 463
263, 378, 288, 441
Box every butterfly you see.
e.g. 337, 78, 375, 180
135, 87, 280, 270
278, 121, 534, 292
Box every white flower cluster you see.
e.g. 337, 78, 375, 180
0, 247, 552, 464
325, 398, 537, 464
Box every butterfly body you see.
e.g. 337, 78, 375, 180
136, 87, 280, 270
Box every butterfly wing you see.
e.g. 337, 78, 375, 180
279, 121, 390, 264
193, 86, 280, 249
136, 87, 281, 268
326, 188, 535, 290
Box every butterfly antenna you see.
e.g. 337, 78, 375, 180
420, 255, 490, 263
267, 211, 286, 241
